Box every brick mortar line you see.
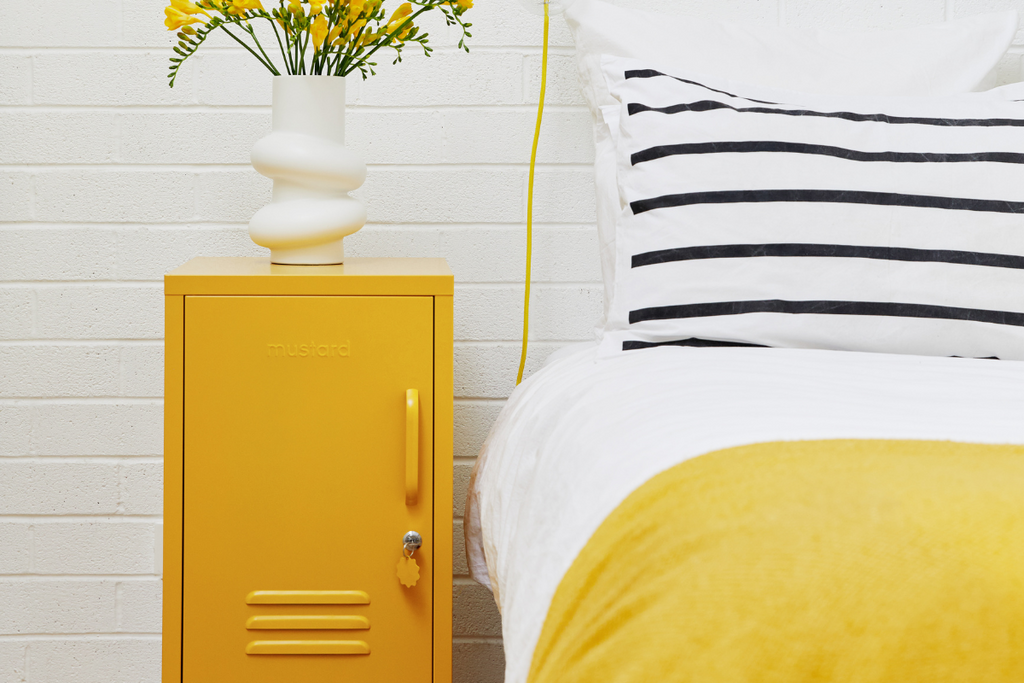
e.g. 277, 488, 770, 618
0, 282, 163, 288
0, 340, 165, 346
452, 636, 503, 643
0, 338, 590, 346
0, 397, 164, 401
0, 632, 163, 638
0, 220, 594, 227
452, 339, 594, 346
0, 340, 165, 345
0, 340, 589, 348
0, 222, 595, 229
0, 633, 162, 641
0, 281, 175, 287
0, 515, 161, 522
0, 162, 594, 171
0, 45, 577, 55
0, 397, 163, 405
0, 456, 162, 463
2, 35, 1021, 55
0, 281, 600, 289
454, 282, 601, 288
0, 104, 589, 112
453, 576, 486, 585
452, 396, 522, 401
0, 575, 159, 581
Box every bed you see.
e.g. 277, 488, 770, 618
465, 2, 1024, 680
466, 345, 1024, 682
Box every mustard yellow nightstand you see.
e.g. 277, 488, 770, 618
163, 257, 454, 683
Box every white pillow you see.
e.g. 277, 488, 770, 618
600, 55, 1024, 360
563, 0, 1019, 327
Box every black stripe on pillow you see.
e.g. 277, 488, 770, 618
629, 300, 1024, 327
630, 189, 1024, 216
631, 141, 1024, 166
627, 100, 1024, 128
631, 244, 1024, 270
622, 338, 767, 350
623, 69, 780, 106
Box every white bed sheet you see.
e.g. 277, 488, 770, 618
466, 345, 1024, 683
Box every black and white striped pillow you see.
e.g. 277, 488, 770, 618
600, 55, 1024, 360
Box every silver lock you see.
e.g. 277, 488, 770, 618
403, 531, 422, 557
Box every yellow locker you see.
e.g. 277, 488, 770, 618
164, 258, 454, 683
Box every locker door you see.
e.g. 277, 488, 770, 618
182, 296, 434, 683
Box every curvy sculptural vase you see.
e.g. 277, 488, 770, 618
249, 76, 367, 265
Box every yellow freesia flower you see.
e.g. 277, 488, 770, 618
327, 24, 344, 43
357, 29, 378, 47
165, 6, 204, 30
309, 0, 325, 15
347, 0, 365, 21
385, 2, 413, 40
334, 18, 366, 44
225, 0, 262, 15
386, 2, 412, 25
170, 0, 210, 16
456, 0, 472, 10
287, 1, 303, 14
311, 15, 329, 47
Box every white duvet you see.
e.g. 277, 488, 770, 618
466, 344, 1024, 683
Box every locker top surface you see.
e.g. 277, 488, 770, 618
165, 257, 454, 296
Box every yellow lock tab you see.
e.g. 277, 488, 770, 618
397, 557, 420, 588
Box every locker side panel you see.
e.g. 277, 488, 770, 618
434, 294, 454, 683
163, 294, 184, 683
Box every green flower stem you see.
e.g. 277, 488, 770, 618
300, 29, 310, 73
265, 16, 293, 73
219, 24, 280, 74
315, 41, 328, 75
337, 12, 379, 75
312, 9, 338, 74
242, 20, 280, 74
343, 9, 427, 75
330, 41, 347, 76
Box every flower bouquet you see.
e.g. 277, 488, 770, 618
165, 0, 472, 86
162, 0, 474, 265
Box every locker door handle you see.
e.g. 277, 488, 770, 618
405, 389, 419, 506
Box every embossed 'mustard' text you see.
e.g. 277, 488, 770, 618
267, 341, 351, 358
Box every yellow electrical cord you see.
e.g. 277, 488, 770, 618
517, 1, 549, 385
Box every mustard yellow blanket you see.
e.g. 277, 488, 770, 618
528, 440, 1024, 683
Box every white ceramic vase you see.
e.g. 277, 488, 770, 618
248, 76, 367, 265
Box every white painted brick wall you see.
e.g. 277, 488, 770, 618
2, 1, 1024, 682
